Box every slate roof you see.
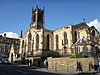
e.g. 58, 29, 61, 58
75, 37, 89, 46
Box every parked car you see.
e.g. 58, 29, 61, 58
2, 58, 10, 64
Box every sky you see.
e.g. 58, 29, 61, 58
0, 0, 100, 38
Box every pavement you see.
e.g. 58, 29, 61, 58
18, 65, 98, 75
31, 68, 78, 75
32, 68, 98, 75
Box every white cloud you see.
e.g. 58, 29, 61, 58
87, 19, 100, 32
0, 32, 19, 38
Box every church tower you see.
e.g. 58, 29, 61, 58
31, 4, 45, 29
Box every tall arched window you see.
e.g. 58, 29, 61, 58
46, 34, 49, 49
28, 33, 32, 42
32, 37, 34, 45
56, 34, 59, 51
28, 33, 32, 51
22, 40, 24, 48
92, 30, 95, 36
73, 31, 77, 44
32, 37, 34, 51
64, 32, 67, 44
24, 43, 26, 52
36, 34, 39, 50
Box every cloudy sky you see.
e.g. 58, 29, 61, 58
87, 19, 100, 32
0, 0, 100, 38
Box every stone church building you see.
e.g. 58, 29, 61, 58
19, 4, 100, 59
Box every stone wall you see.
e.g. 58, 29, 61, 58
47, 57, 94, 72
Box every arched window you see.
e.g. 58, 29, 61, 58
46, 34, 49, 49
92, 30, 95, 36
33, 14, 36, 22
24, 43, 26, 52
73, 31, 77, 44
28, 33, 32, 51
56, 34, 59, 51
32, 37, 34, 51
36, 34, 39, 50
22, 40, 24, 48
64, 32, 67, 44
28, 33, 32, 42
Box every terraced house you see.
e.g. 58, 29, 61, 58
19, 4, 100, 60
0, 33, 20, 60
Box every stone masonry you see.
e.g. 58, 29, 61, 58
48, 57, 94, 72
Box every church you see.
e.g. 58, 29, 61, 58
19, 4, 100, 59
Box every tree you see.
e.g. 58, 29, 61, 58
41, 50, 60, 58
68, 52, 85, 58
75, 52, 84, 58
67, 53, 76, 58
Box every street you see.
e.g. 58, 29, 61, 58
0, 63, 99, 75
0, 64, 61, 75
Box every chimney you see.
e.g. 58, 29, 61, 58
4, 33, 6, 39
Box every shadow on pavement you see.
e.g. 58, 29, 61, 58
76, 72, 97, 75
